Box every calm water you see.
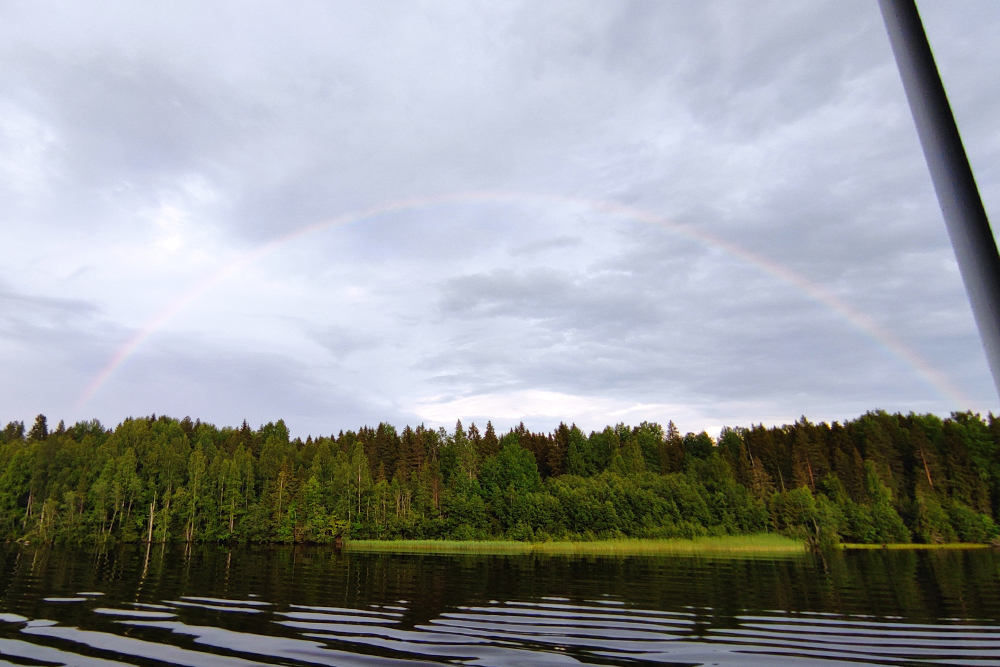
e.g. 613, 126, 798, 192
0, 545, 999, 666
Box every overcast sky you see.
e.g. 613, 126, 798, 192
2, 1, 999, 438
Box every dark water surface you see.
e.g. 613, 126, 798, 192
0, 545, 999, 666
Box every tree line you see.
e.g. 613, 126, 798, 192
1, 410, 998, 546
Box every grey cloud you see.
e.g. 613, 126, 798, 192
439, 268, 665, 330
0, 285, 113, 423
86, 335, 410, 437
427, 236, 932, 409
6, 57, 231, 177
508, 236, 583, 257
0, 286, 98, 328
311, 326, 381, 361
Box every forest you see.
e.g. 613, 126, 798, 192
1, 410, 998, 547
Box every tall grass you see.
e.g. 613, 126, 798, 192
343, 534, 806, 556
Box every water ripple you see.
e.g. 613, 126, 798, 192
1, 546, 1000, 666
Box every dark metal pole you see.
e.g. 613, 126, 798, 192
879, 0, 1000, 401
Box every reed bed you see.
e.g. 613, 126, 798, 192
343, 534, 806, 555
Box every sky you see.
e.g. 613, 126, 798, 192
1, 1, 999, 438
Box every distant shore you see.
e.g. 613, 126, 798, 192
342, 536, 1000, 555
342, 534, 806, 555
6, 412, 999, 548
839, 542, 993, 550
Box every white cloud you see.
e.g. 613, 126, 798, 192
410, 389, 811, 439
0, 105, 59, 197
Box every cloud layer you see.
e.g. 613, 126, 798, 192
1, 1, 998, 436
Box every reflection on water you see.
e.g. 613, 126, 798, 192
0, 545, 998, 666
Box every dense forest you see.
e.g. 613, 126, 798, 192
1, 410, 999, 547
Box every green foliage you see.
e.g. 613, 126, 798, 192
1, 409, 998, 546
770, 487, 841, 548
479, 441, 542, 495
944, 500, 999, 543
683, 431, 714, 464
912, 484, 957, 544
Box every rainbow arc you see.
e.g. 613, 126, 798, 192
74, 191, 973, 413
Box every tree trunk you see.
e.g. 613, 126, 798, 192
161, 492, 171, 543
22, 491, 32, 528
920, 447, 934, 489
147, 493, 156, 543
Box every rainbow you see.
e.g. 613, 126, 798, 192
74, 191, 973, 412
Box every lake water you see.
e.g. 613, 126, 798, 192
0, 545, 999, 666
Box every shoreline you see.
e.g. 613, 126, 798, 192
8, 538, 996, 552
342, 535, 806, 555
343, 537, 998, 555
839, 542, 993, 550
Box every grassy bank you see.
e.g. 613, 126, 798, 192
343, 534, 806, 556
839, 542, 992, 550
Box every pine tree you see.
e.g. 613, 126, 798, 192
565, 424, 588, 476
453, 420, 477, 482
549, 423, 569, 477
28, 415, 48, 441
481, 421, 500, 458
660, 421, 683, 473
